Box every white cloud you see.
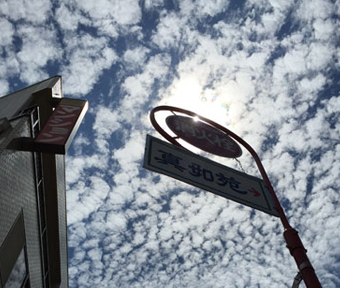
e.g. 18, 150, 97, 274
71, 133, 91, 156
0, 79, 9, 96
106, 212, 127, 231
112, 130, 144, 172
0, 52, 20, 81
179, 0, 230, 18
93, 105, 121, 139
69, 0, 141, 36
297, 74, 327, 101
112, 0, 142, 26
313, 18, 335, 40
0, 0, 51, 24
118, 53, 171, 121
61, 34, 118, 95
307, 42, 333, 70
55, 3, 88, 31
152, 13, 185, 50
296, 0, 334, 21
2, 0, 340, 287
66, 154, 109, 185
16, 25, 62, 82
0, 18, 14, 47
143, 0, 164, 10
123, 47, 150, 70
276, 47, 308, 75
67, 176, 110, 225
0, 23, 62, 85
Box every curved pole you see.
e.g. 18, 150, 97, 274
150, 105, 322, 288
150, 105, 290, 227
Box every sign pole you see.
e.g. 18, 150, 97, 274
223, 128, 322, 288
150, 106, 322, 288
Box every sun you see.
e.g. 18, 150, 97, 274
160, 75, 236, 128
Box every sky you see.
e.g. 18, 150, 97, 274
1, 0, 340, 287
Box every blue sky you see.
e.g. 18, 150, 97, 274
1, 0, 340, 287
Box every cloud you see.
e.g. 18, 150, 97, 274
151, 12, 187, 50
0, 79, 9, 96
179, 0, 230, 18
0, 18, 14, 47
67, 176, 110, 225
76, 0, 141, 25
0, 22, 61, 89
1, 0, 340, 287
313, 18, 336, 40
55, 3, 88, 32
296, 0, 334, 21
123, 47, 150, 71
0, 0, 51, 24
60, 33, 118, 95
16, 25, 62, 82
93, 105, 121, 139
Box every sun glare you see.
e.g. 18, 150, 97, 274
161, 75, 237, 129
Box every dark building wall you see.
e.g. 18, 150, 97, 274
0, 76, 69, 288
56, 155, 68, 288
42, 152, 68, 288
0, 117, 43, 288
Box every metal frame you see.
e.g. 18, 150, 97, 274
29, 107, 50, 288
150, 105, 322, 288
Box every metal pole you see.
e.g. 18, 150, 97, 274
150, 106, 323, 287
292, 272, 303, 288
216, 124, 323, 288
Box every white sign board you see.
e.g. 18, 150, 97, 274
144, 135, 279, 217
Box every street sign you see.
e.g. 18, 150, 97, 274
35, 98, 88, 154
166, 115, 242, 158
144, 135, 279, 217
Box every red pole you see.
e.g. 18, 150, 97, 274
150, 106, 323, 288
230, 135, 323, 288
284, 228, 322, 287
214, 121, 323, 288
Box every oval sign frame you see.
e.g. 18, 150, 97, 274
166, 115, 242, 158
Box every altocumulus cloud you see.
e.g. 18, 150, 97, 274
1, 0, 340, 287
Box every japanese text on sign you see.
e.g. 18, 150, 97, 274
155, 150, 252, 196
144, 135, 279, 217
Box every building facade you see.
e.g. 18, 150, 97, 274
0, 76, 85, 288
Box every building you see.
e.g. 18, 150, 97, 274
0, 76, 87, 288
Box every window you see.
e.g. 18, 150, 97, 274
3, 248, 29, 288
0, 212, 30, 288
